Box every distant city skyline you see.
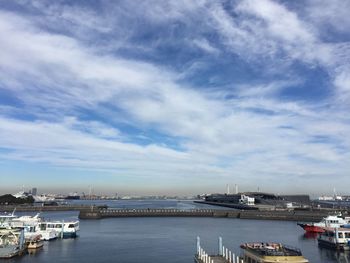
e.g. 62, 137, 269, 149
0, 1, 349, 195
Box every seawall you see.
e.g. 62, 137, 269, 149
78, 208, 333, 222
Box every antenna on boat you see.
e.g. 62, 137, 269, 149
33, 213, 41, 219
11, 208, 16, 216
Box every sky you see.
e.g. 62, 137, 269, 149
0, 0, 349, 196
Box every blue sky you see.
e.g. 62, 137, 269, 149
0, 0, 349, 196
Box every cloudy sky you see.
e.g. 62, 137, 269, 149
0, 0, 349, 196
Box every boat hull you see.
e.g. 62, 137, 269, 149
27, 240, 44, 249
318, 239, 350, 251
298, 223, 325, 233
0, 246, 26, 259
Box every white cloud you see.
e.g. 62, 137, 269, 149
0, 2, 349, 193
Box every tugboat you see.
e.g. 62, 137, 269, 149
0, 228, 26, 258
318, 227, 350, 251
240, 242, 309, 263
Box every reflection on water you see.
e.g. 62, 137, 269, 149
319, 248, 350, 263
302, 232, 319, 239
27, 248, 42, 256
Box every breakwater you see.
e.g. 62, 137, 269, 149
79, 207, 333, 222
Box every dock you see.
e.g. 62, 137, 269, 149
194, 237, 243, 263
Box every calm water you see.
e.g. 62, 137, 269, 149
3, 200, 350, 263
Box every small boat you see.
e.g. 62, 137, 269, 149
240, 242, 309, 263
297, 214, 350, 233
39, 220, 79, 238
318, 227, 350, 251
26, 234, 44, 249
0, 228, 26, 258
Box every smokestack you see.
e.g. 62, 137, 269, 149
235, 184, 238, 194
226, 184, 230, 195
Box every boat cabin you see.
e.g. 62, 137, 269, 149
320, 215, 349, 227
39, 221, 79, 238
240, 242, 309, 263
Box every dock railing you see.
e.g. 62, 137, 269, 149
195, 237, 244, 263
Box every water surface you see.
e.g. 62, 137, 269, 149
3, 200, 349, 263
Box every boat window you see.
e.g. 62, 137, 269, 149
68, 224, 75, 228
327, 231, 334, 237
55, 224, 62, 228
345, 232, 350, 238
338, 232, 344, 238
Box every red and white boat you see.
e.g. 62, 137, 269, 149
298, 214, 350, 233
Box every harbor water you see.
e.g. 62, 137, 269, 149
3, 200, 350, 263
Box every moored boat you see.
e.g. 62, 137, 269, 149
39, 220, 79, 238
297, 214, 350, 233
26, 234, 44, 249
11, 213, 57, 241
318, 227, 350, 251
0, 209, 17, 228
0, 228, 26, 259
240, 242, 309, 263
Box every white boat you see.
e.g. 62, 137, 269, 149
0, 228, 26, 258
10, 213, 57, 241
26, 234, 44, 249
6, 212, 78, 239
318, 227, 350, 251
39, 220, 79, 238
0, 209, 17, 227
298, 214, 350, 233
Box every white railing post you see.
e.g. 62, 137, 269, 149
219, 237, 223, 255
197, 237, 200, 255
